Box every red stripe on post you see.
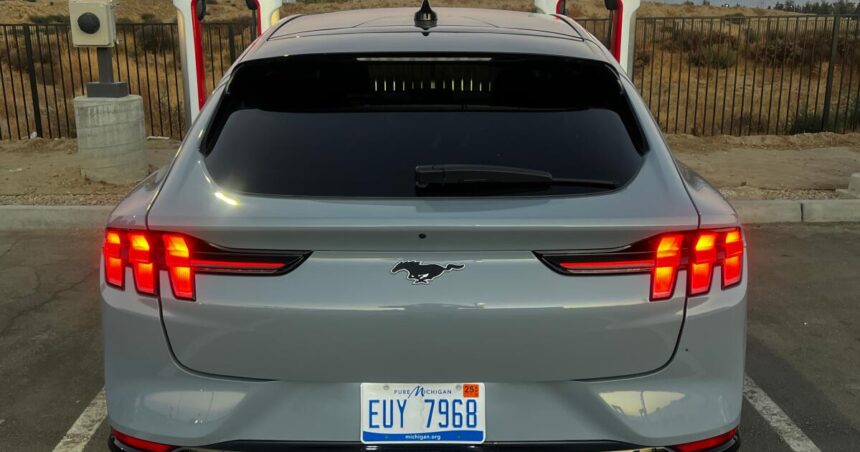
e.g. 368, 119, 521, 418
191, 0, 207, 109
255, 0, 263, 35
611, 0, 625, 62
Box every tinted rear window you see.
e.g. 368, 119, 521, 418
203, 54, 645, 197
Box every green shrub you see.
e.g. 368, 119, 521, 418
689, 45, 736, 68
634, 50, 652, 69
847, 97, 860, 130
135, 25, 176, 53
663, 26, 739, 52
29, 14, 70, 25
788, 110, 826, 134
0, 39, 58, 73
722, 13, 746, 25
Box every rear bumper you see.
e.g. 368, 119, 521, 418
102, 274, 746, 448
109, 435, 741, 452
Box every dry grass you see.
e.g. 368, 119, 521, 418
0, 1, 855, 140
2, 0, 800, 23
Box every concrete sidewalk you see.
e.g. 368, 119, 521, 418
1, 200, 859, 230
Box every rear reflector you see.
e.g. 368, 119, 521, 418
536, 228, 744, 301
672, 428, 737, 452
102, 230, 309, 301
111, 428, 175, 452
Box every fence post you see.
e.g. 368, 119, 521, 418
228, 24, 236, 63
821, 13, 840, 131
22, 26, 43, 138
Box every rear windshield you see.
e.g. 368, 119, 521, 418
202, 54, 646, 197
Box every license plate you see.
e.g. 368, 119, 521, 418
360, 383, 486, 444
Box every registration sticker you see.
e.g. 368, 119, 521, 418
360, 383, 486, 444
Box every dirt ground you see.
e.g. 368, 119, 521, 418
1, 133, 859, 205
668, 133, 860, 200
0, 0, 795, 23
0, 138, 176, 206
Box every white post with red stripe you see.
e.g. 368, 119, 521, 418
173, 0, 286, 125
253, 0, 289, 35
534, 0, 567, 14
610, 0, 641, 75
534, 0, 640, 75
173, 0, 207, 124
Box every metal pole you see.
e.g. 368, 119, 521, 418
97, 47, 114, 83
23, 26, 43, 138
821, 13, 841, 131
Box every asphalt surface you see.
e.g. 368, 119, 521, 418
0, 224, 858, 451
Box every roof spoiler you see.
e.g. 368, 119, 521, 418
534, 0, 640, 76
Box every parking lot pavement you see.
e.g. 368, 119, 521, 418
0, 225, 859, 451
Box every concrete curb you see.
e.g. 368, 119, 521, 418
731, 199, 860, 224
1, 200, 860, 230
0, 206, 112, 230
731, 200, 802, 224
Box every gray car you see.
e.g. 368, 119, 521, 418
102, 4, 746, 452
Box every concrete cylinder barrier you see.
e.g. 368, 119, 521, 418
73, 95, 148, 185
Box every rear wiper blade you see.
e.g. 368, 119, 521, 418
415, 164, 617, 189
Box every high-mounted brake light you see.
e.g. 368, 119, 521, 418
102, 229, 309, 301
536, 228, 744, 301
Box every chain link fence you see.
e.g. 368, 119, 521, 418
1, 16, 858, 140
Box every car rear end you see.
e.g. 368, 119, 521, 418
102, 9, 745, 452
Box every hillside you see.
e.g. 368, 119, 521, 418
1, 0, 794, 23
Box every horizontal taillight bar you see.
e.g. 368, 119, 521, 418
536, 228, 744, 301
111, 428, 176, 452
671, 428, 738, 452
102, 230, 309, 301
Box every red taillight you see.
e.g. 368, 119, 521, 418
128, 232, 156, 295
651, 234, 683, 301
689, 231, 717, 296
722, 228, 743, 288
104, 230, 124, 288
539, 227, 744, 301
112, 428, 175, 452
163, 234, 195, 301
102, 229, 306, 301
672, 428, 737, 452
556, 0, 566, 14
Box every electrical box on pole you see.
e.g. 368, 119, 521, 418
69, 0, 147, 185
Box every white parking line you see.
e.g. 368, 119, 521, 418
52, 387, 107, 452
744, 375, 821, 452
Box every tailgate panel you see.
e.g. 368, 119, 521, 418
160, 251, 686, 382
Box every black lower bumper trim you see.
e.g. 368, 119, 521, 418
109, 434, 740, 452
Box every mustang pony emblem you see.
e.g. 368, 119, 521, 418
391, 261, 465, 285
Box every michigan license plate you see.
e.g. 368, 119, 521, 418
360, 383, 486, 444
